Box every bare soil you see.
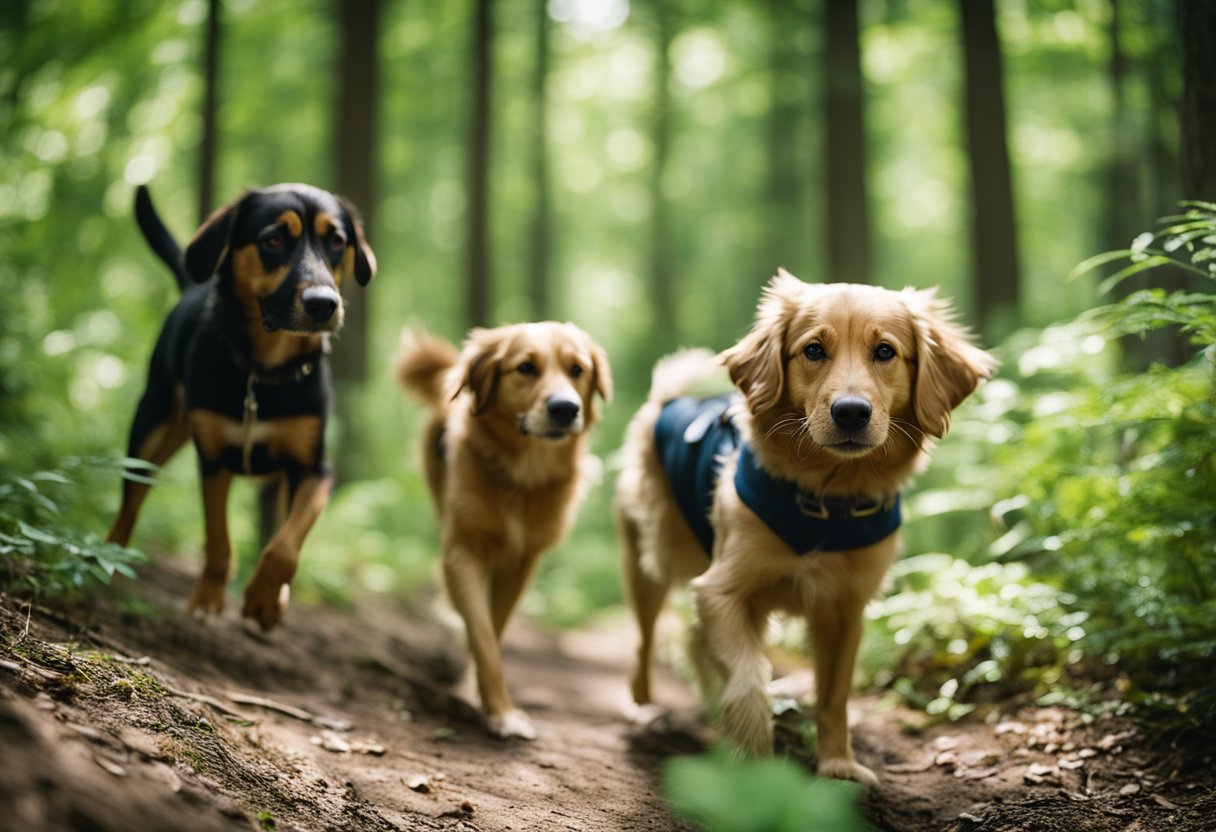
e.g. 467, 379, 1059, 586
1, 557, 1212, 831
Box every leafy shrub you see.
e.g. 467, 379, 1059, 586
870, 203, 1216, 712
0, 459, 147, 596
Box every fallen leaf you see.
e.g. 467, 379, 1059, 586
310, 730, 350, 753
1027, 762, 1056, 777
351, 740, 386, 756
1119, 783, 1141, 796
934, 751, 959, 768
1059, 757, 1085, 771
94, 755, 126, 777
994, 721, 1027, 736
406, 774, 433, 793
1098, 730, 1135, 751
1151, 794, 1180, 810
958, 767, 998, 780
932, 735, 960, 751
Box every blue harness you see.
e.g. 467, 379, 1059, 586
654, 395, 901, 558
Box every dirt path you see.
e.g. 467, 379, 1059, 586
1, 558, 1213, 831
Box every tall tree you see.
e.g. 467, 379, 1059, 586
648, 3, 677, 348
197, 0, 221, 222
822, 0, 871, 284
764, 0, 801, 269
959, 0, 1019, 339
527, 0, 552, 320
1178, 0, 1216, 200
330, 0, 379, 479
1104, 0, 1138, 255
466, 0, 493, 329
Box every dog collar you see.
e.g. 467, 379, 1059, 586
655, 396, 901, 558
237, 349, 325, 472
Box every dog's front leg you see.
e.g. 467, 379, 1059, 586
444, 547, 537, 740
693, 579, 773, 756
242, 474, 330, 630
188, 468, 234, 615
808, 598, 877, 786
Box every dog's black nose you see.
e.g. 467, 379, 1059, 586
302, 286, 339, 323
547, 396, 580, 427
830, 396, 872, 432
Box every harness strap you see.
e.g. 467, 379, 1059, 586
655, 396, 902, 558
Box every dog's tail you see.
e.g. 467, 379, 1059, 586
396, 329, 460, 411
647, 348, 728, 404
134, 185, 189, 291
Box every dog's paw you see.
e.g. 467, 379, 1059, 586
487, 709, 538, 740
817, 756, 879, 788
242, 578, 290, 631
624, 701, 668, 726
186, 577, 227, 617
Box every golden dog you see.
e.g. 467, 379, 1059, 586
616, 270, 994, 784
397, 323, 612, 739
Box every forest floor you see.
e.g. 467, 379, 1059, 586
1, 557, 1213, 832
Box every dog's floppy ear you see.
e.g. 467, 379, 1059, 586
590, 339, 613, 404
338, 196, 377, 286
719, 268, 803, 414
904, 288, 997, 438
184, 194, 245, 283
454, 328, 510, 416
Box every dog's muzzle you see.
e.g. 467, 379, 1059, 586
302, 286, 341, 324
546, 394, 580, 428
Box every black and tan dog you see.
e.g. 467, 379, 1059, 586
106, 183, 376, 629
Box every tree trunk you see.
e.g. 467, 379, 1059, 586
822, 0, 871, 285
528, 0, 551, 320
765, 0, 801, 270
197, 0, 220, 222
1104, 0, 1138, 254
959, 0, 1019, 340
328, 0, 379, 482
1178, 0, 1216, 200
466, 0, 493, 330
648, 4, 676, 348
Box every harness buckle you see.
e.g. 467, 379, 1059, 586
848, 499, 882, 518
796, 492, 831, 519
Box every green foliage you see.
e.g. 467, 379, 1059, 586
0, 460, 147, 597
663, 748, 869, 832
869, 205, 1216, 715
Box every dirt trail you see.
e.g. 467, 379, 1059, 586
1, 558, 1213, 831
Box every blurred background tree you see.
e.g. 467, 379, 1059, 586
2, 0, 1213, 730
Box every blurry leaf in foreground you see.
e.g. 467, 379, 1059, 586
663, 747, 869, 832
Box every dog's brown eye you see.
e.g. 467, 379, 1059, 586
874, 343, 896, 362
517, 361, 539, 376
803, 342, 826, 361
569, 364, 583, 379
328, 232, 347, 251
262, 234, 284, 250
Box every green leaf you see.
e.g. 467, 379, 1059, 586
16, 520, 64, 546
1096, 256, 1177, 296
1066, 249, 1135, 282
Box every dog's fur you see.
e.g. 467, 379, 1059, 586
107, 183, 376, 630
616, 270, 994, 784
397, 322, 612, 739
